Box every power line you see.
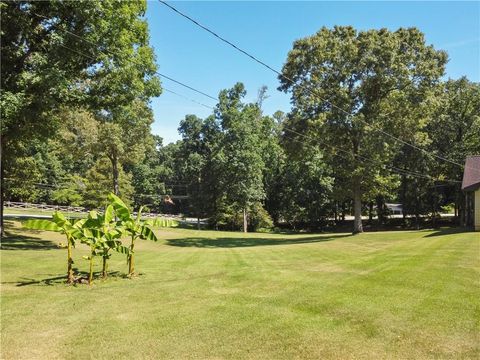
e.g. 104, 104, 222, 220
32, 9, 466, 183
158, 73, 217, 101
164, 88, 215, 110
32, 11, 218, 104
158, 1, 470, 170
158, 1, 283, 77
281, 128, 461, 184
55, 42, 215, 111
54, 41, 460, 185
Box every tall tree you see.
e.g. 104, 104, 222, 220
427, 78, 480, 223
128, 135, 168, 212
1, 0, 161, 233
97, 99, 154, 196
178, 115, 207, 228
279, 26, 447, 233
216, 83, 265, 232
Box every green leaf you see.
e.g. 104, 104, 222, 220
136, 206, 144, 223
108, 193, 131, 221
104, 204, 115, 224
24, 219, 62, 232
52, 211, 67, 227
140, 225, 158, 242
66, 228, 83, 240
88, 210, 98, 220
114, 245, 131, 255
73, 219, 86, 229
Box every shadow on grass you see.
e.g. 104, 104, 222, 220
0, 231, 59, 250
423, 227, 474, 237
9, 270, 127, 287
166, 233, 351, 248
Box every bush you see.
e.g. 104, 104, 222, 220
249, 203, 273, 231
209, 202, 273, 232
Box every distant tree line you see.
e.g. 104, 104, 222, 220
2, 2, 479, 234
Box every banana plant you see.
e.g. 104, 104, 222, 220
25, 212, 85, 284
81, 207, 129, 284
145, 217, 179, 228
108, 193, 158, 276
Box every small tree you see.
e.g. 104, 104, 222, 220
108, 193, 158, 276
25, 213, 85, 284
81, 207, 129, 284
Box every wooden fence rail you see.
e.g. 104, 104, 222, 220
4, 201, 179, 220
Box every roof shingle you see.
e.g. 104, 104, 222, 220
462, 155, 480, 191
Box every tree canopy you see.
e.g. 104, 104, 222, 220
278, 26, 448, 232
2, 14, 478, 234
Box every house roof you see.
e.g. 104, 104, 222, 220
462, 155, 480, 191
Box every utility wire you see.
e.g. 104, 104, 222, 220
158, 0, 472, 171
33, 10, 464, 184
282, 128, 461, 184
55, 41, 460, 185
164, 88, 215, 110
55, 43, 214, 110
158, 73, 217, 101
32, 11, 218, 103
158, 1, 283, 77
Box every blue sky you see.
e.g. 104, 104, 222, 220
145, 1, 480, 144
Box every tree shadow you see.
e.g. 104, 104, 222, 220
8, 270, 127, 287
166, 233, 351, 248
423, 227, 475, 237
13, 275, 67, 287
0, 231, 59, 250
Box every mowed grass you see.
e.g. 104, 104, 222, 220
1, 220, 479, 359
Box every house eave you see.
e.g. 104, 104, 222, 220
462, 183, 480, 192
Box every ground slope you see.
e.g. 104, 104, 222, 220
1, 220, 479, 359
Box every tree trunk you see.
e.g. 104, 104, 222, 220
401, 175, 407, 227
414, 181, 420, 230
352, 136, 363, 234
111, 155, 119, 195
128, 236, 135, 276
102, 254, 108, 278
353, 183, 363, 234
376, 196, 384, 225
0, 136, 4, 237
243, 208, 247, 233
334, 201, 338, 223
89, 252, 94, 285
368, 202, 373, 223
197, 174, 201, 230
67, 237, 74, 284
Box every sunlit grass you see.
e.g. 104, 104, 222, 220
1, 220, 479, 359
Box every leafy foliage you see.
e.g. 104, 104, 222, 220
278, 26, 448, 232
23, 193, 175, 284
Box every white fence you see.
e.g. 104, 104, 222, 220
5, 201, 87, 214
4, 201, 180, 220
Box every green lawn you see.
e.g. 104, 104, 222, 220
1, 220, 479, 359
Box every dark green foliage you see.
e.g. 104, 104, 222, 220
1, 0, 161, 233
278, 26, 447, 233
3, 14, 478, 235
